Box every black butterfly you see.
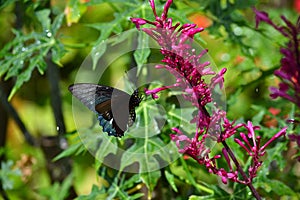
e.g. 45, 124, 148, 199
69, 83, 142, 137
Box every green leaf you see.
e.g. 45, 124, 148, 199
65, 0, 87, 25
90, 41, 107, 70
167, 106, 196, 134
78, 128, 118, 164
77, 185, 107, 200
265, 139, 287, 171
164, 170, 178, 192
38, 174, 74, 200
51, 13, 65, 35
53, 141, 86, 161
189, 195, 215, 200
94, 136, 118, 163
177, 157, 213, 194
36, 9, 51, 31
140, 170, 161, 195
119, 100, 179, 173
134, 31, 150, 75
86, 5, 141, 69
8, 62, 36, 100
0, 9, 65, 100
60, 174, 74, 199
251, 105, 267, 124
120, 139, 160, 172
255, 179, 295, 196
51, 42, 66, 66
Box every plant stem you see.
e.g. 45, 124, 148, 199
222, 140, 261, 200
0, 83, 35, 146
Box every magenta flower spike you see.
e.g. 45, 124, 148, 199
254, 8, 300, 108
131, 1, 288, 198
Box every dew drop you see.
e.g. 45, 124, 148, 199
45, 29, 52, 37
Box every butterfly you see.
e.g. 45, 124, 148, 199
69, 83, 142, 137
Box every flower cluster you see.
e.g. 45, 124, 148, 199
254, 8, 300, 108
131, 0, 287, 192
254, 8, 300, 161
131, 0, 226, 129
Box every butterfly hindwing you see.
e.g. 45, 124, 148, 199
69, 83, 142, 137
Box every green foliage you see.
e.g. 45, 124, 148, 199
0, 0, 15, 10
38, 174, 74, 200
204, 0, 257, 56
0, 160, 22, 190
164, 170, 178, 192
53, 139, 87, 162
134, 31, 151, 75
0, 9, 65, 100
84, 0, 168, 70
77, 168, 144, 200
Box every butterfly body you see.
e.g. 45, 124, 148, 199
69, 83, 142, 137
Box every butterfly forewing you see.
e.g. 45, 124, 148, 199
69, 83, 142, 137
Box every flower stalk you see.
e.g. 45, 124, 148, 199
131, 1, 287, 198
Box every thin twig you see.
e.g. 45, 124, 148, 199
222, 140, 261, 200
0, 85, 35, 146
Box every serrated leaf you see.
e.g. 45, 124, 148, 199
51, 42, 66, 66
0, 59, 13, 77
94, 136, 118, 163
8, 63, 36, 100
0, 10, 65, 100
119, 101, 179, 173
36, 9, 51, 31
78, 128, 119, 164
